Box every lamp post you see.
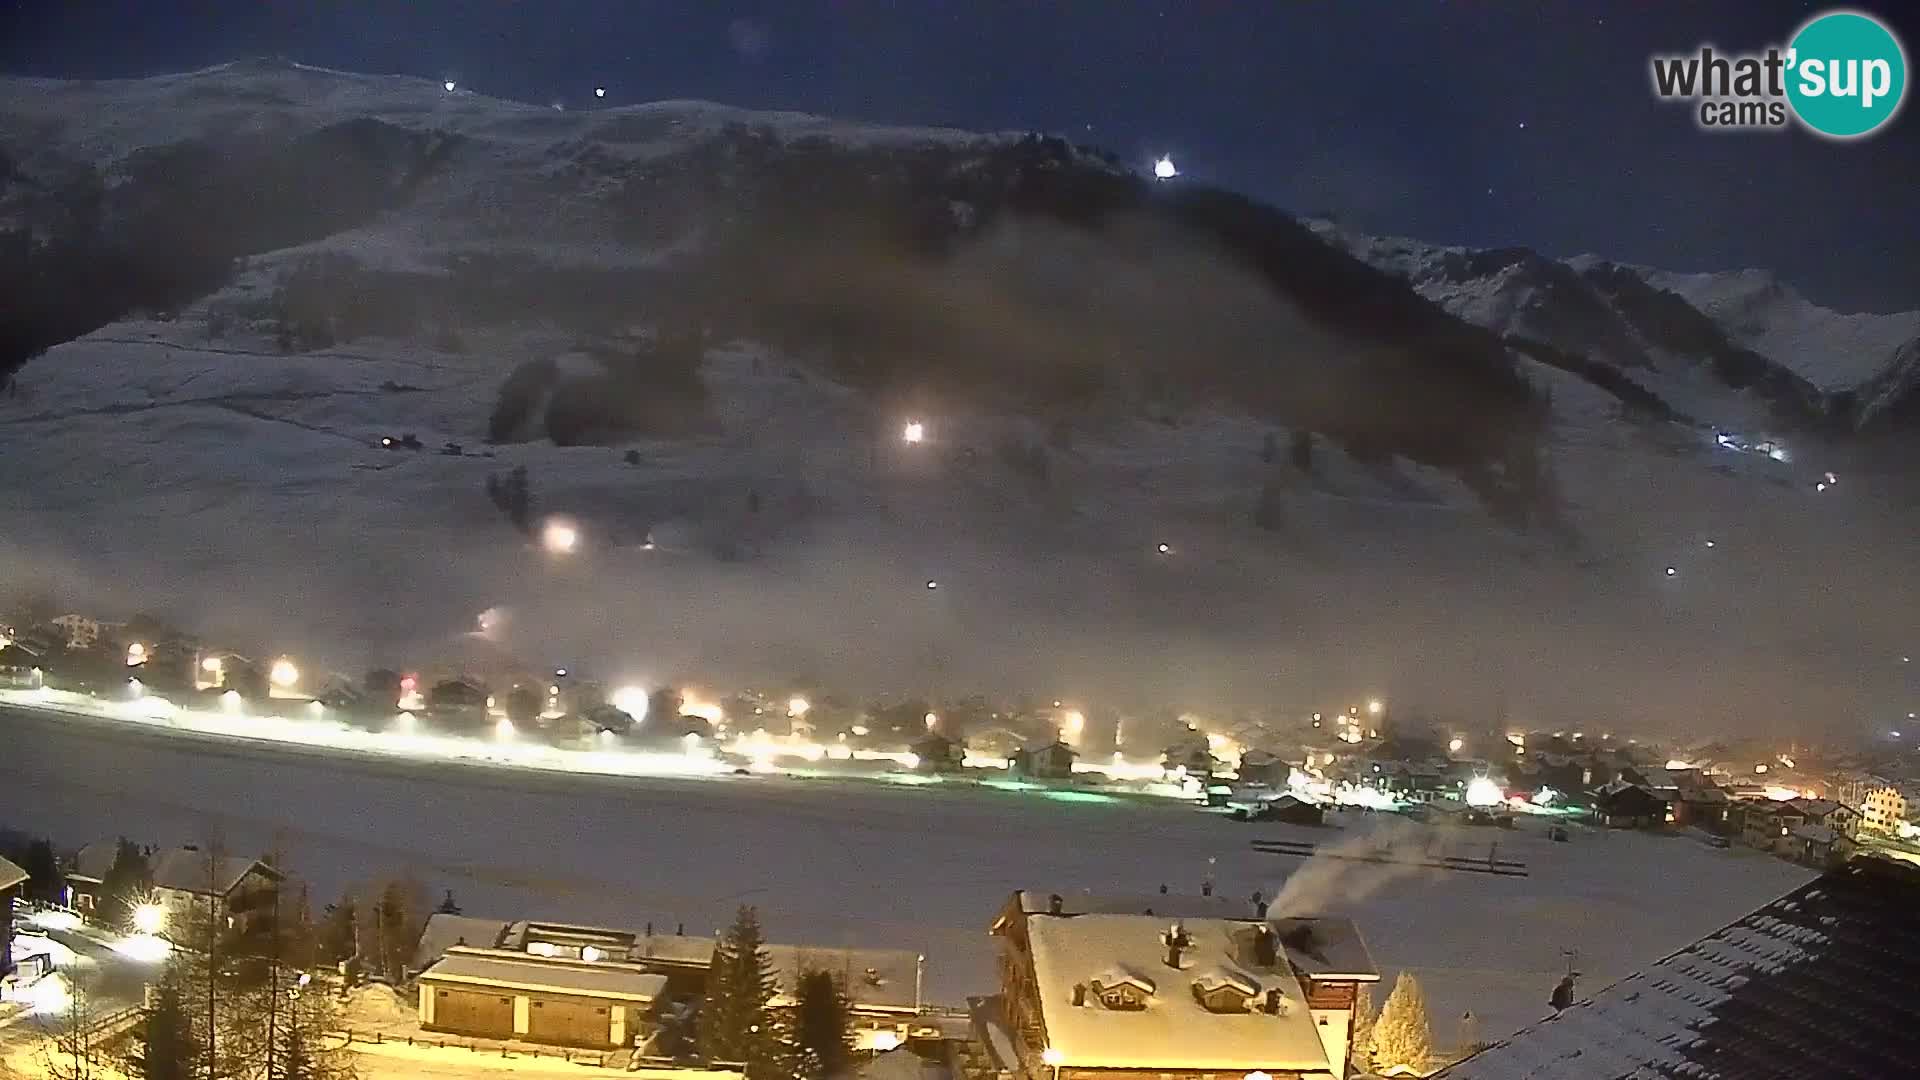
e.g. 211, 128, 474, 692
1042, 1047, 1063, 1080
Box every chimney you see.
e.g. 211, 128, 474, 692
1072, 983, 1087, 1007
1253, 925, 1277, 967
1048, 893, 1064, 915
1265, 988, 1285, 1015
1255, 900, 1269, 919
1164, 922, 1189, 969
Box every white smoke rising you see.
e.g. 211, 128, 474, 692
1268, 820, 1442, 919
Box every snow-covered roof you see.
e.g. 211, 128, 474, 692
0, 855, 26, 894
1787, 798, 1846, 819
1014, 889, 1261, 921
487, 921, 922, 1012
1788, 824, 1839, 845
414, 913, 512, 969
1025, 914, 1332, 1071
67, 840, 119, 883
419, 946, 667, 1004
1269, 917, 1381, 982
149, 848, 279, 896
1437, 857, 1920, 1080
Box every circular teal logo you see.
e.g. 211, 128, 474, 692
1786, 10, 1907, 138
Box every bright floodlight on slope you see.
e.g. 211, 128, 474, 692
595, 86, 607, 98
925, 579, 939, 590
443, 79, 457, 93
1665, 566, 1678, 577
1153, 155, 1179, 180
902, 420, 926, 444
543, 518, 580, 555
1156, 542, 1171, 555
126, 642, 147, 666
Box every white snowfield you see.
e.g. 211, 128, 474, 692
4, 707, 1816, 1050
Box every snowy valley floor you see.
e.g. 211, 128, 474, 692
0, 706, 1814, 1048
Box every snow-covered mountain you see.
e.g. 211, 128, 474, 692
1309, 220, 1920, 435
1, 60, 1914, 731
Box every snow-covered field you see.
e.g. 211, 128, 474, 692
0, 706, 1813, 1047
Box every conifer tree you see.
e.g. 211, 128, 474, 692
1371, 971, 1435, 1074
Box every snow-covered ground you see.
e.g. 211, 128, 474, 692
1, 707, 1813, 1047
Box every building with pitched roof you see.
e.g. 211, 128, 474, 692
0, 855, 27, 983
1436, 856, 1920, 1080
979, 890, 1378, 1080
146, 846, 282, 937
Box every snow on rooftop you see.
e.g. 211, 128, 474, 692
1026, 914, 1331, 1071
1439, 858, 1920, 1080
420, 946, 669, 1002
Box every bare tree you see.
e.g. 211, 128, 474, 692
35, 973, 106, 1080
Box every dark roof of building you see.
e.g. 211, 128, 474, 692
1269, 917, 1380, 982
149, 848, 280, 896
1594, 783, 1668, 817
1437, 856, 1920, 1080
0, 855, 27, 893
68, 840, 119, 883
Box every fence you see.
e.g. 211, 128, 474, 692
332, 1028, 609, 1067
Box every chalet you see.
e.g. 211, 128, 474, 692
1012, 741, 1078, 781
1437, 857, 1920, 1080
1787, 824, 1856, 868
1862, 786, 1908, 833
0, 641, 42, 684
1737, 801, 1798, 853
1786, 798, 1857, 839
911, 731, 965, 773
63, 840, 121, 915
979, 890, 1378, 1080
1673, 783, 1733, 832
1590, 782, 1668, 829
1235, 749, 1287, 787
412, 915, 926, 1051
50, 614, 109, 650
147, 847, 282, 937
0, 855, 25, 984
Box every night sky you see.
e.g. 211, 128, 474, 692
3, 0, 1915, 311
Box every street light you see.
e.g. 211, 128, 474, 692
125, 642, 148, 666
543, 518, 581, 555
1367, 699, 1384, 716
132, 903, 166, 935
902, 420, 926, 444
270, 657, 300, 689
443, 79, 457, 93
1042, 1047, 1064, 1080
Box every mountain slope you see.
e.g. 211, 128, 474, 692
0, 61, 1913, 733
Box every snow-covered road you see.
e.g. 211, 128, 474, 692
1, 705, 1814, 1048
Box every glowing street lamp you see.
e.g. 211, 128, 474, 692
542, 518, 581, 555
924, 711, 939, 730
1367, 699, 1384, 716
125, 642, 148, 666
1156, 542, 1172, 555
1152, 155, 1179, 180
594, 86, 607, 98
902, 420, 926, 444
925, 579, 939, 590
269, 657, 300, 690
1042, 1047, 1064, 1080
787, 695, 812, 718
443, 80, 457, 93
132, 903, 166, 935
